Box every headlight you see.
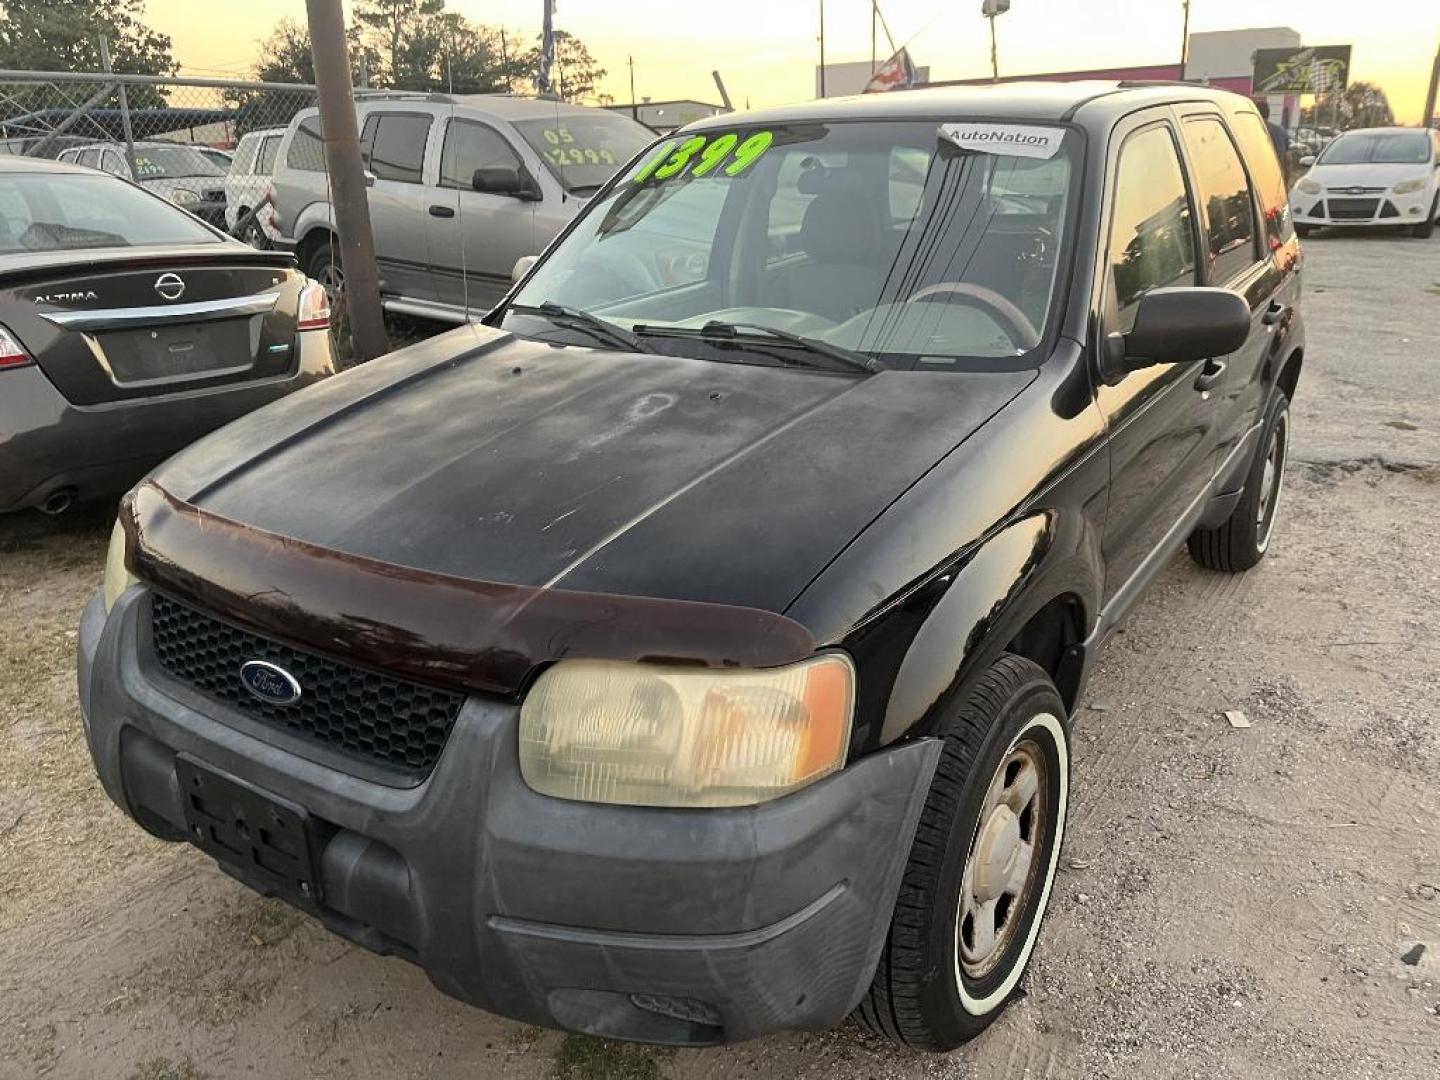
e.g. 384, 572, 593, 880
1392, 176, 1429, 195
102, 519, 138, 613
170, 188, 200, 204
519, 654, 855, 807
1295, 178, 1322, 195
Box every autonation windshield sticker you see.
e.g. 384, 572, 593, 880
938, 123, 1061, 160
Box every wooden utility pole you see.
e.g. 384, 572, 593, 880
305, 0, 387, 361
1180, 0, 1191, 72
1424, 44, 1439, 128
629, 56, 638, 120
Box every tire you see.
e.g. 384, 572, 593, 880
305, 237, 344, 306
1187, 390, 1290, 572
1295, 224, 1314, 239
1412, 196, 1437, 239
854, 655, 1070, 1051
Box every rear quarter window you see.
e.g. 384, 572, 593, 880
286, 117, 327, 172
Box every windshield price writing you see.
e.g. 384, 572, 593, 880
633, 130, 775, 184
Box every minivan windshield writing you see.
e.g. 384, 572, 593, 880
1318, 131, 1431, 165
502, 120, 1079, 370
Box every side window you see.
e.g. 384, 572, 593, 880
363, 113, 431, 184
1108, 124, 1197, 332
1230, 112, 1294, 248
1181, 117, 1258, 283
232, 137, 257, 175
286, 117, 326, 172
78, 149, 101, 169
100, 151, 127, 177
256, 135, 281, 176
439, 120, 521, 190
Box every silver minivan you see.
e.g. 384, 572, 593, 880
270, 93, 654, 322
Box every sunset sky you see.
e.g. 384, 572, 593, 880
147, 0, 1437, 123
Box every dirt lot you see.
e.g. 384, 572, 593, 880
2, 233, 1439, 1080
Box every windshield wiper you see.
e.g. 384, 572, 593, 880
633, 320, 881, 375
509, 301, 652, 354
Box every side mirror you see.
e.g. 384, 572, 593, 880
511, 254, 538, 283
1102, 287, 1250, 383
473, 165, 542, 201
1299, 155, 1316, 167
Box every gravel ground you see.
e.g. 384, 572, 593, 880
2, 232, 1438, 1080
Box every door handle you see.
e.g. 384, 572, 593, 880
1194, 359, 1226, 392
428, 204, 456, 218
1261, 300, 1288, 326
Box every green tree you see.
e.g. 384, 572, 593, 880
528, 29, 609, 104
251, 16, 376, 87
1303, 80, 1395, 131
353, 0, 443, 87
0, 0, 175, 109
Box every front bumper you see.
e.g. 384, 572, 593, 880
0, 333, 333, 514
1291, 187, 1436, 228
78, 588, 941, 1044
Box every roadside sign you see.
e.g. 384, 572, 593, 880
1253, 45, 1352, 95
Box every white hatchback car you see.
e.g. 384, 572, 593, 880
1290, 126, 1440, 238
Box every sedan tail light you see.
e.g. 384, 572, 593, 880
296, 281, 330, 332
0, 324, 33, 370
265, 184, 279, 231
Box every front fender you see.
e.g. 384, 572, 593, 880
868, 513, 1100, 747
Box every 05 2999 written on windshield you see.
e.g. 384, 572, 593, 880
633, 131, 775, 183
537, 126, 619, 168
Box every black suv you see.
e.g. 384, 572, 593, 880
80, 82, 1302, 1052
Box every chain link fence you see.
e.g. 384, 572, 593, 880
0, 70, 319, 245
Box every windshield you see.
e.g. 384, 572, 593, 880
1318, 131, 1431, 165
515, 113, 680, 193
0, 172, 220, 253
501, 120, 1079, 370
132, 146, 227, 179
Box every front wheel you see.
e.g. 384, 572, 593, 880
1412, 196, 1437, 239
1188, 391, 1290, 572
854, 655, 1070, 1050
1295, 223, 1314, 239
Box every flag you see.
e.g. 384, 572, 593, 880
536, 0, 557, 96
864, 47, 918, 94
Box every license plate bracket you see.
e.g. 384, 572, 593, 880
175, 755, 324, 907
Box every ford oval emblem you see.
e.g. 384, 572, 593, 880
238, 660, 302, 706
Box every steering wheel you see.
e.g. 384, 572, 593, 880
905, 282, 1042, 352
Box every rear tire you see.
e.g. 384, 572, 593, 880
1187, 391, 1290, 572
305, 237, 344, 306
1295, 224, 1314, 239
853, 655, 1070, 1051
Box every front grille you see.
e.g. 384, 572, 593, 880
150, 594, 464, 774
1326, 197, 1380, 220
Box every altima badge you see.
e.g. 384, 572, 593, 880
154, 273, 185, 301
238, 660, 302, 706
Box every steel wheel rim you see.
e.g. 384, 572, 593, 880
317, 262, 345, 307
957, 737, 1049, 980
1256, 410, 1288, 553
